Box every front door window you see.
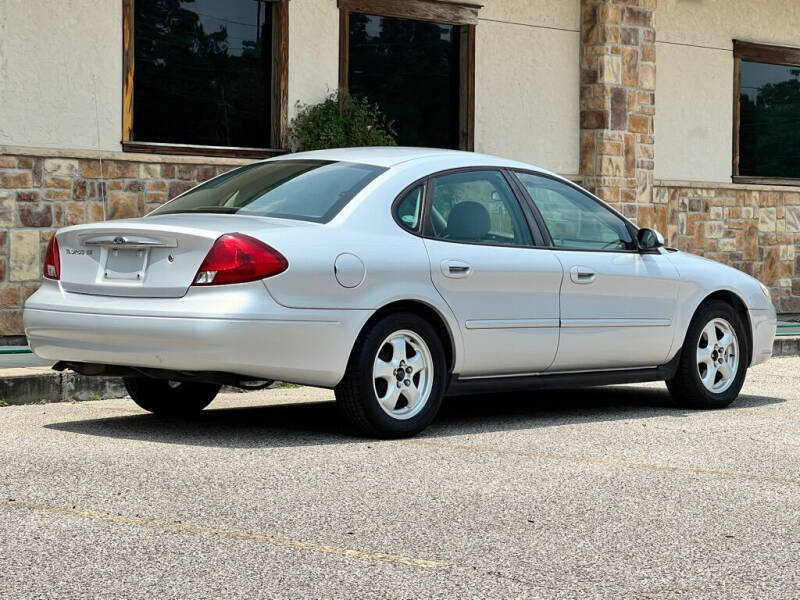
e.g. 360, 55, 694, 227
514, 172, 635, 251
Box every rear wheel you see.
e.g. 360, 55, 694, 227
124, 377, 220, 416
335, 312, 447, 438
666, 300, 748, 409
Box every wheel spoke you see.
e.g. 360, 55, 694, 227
407, 353, 426, 375
701, 364, 718, 388
373, 358, 395, 382
697, 345, 714, 366
378, 385, 401, 412
718, 362, 732, 382
389, 337, 407, 363
702, 321, 718, 345
717, 330, 733, 348
402, 383, 420, 408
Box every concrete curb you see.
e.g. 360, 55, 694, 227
2, 337, 799, 406
772, 336, 800, 357
0, 368, 126, 405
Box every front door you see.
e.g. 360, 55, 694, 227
513, 171, 680, 371
422, 169, 563, 377
552, 250, 680, 370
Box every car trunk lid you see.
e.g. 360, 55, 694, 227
56, 214, 307, 298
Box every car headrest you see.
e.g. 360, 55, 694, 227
445, 201, 490, 241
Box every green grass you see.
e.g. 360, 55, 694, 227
0, 399, 8, 407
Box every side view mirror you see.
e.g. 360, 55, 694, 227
637, 228, 665, 250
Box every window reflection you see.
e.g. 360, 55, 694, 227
348, 12, 461, 149
134, 0, 272, 147
739, 61, 800, 178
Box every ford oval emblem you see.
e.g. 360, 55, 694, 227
113, 236, 125, 245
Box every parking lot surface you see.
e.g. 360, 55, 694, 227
1, 358, 798, 599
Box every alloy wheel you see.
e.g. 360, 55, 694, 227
696, 317, 739, 393
372, 329, 434, 420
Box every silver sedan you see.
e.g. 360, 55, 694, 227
24, 148, 777, 437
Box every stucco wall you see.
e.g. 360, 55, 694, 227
0, 0, 579, 174
655, 0, 800, 182
287, 0, 340, 122
655, 44, 733, 182
0, 0, 122, 152
659, 0, 800, 50
4, 0, 798, 182
290, 0, 584, 175
475, 2, 581, 174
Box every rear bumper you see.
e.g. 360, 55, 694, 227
23, 281, 370, 387
749, 307, 777, 367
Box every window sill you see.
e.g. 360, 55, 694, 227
732, 175, 800, 187
122, 141, 288, 160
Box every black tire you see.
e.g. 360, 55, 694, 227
123, 377, 220, 416
335, 312, 447, 438
666, 300, 749, 409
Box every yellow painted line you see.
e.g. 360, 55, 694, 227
1, 498, 444, 569
410, 440, 800, 486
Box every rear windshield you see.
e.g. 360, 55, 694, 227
149, 160, 386, 223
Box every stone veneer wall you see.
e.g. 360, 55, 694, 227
577, 0, 799, 311
653, 181, 800, 313
0, 149, 250, 336
579, 0, 656, 222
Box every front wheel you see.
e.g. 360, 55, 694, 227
666, 300, 748, 409
335, 312, 447, 438
124, 377, 220, 416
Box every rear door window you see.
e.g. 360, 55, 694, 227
426, 170, 533, 246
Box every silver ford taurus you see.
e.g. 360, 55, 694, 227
24, 147, 777, 437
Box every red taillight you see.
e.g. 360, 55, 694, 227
192, 233, 288, 286
43, 235, 61, 280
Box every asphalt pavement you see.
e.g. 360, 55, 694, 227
1, 358, 798, 599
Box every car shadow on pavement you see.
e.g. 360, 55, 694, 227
431, 386, 785, 437
43, 384, 786, 449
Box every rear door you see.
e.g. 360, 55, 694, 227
419, 169, 563, 377
513, 171, 680, 371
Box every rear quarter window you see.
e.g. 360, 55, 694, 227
394, 185, 424, 232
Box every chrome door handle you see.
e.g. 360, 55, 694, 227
569, 266, 596, 284
442, 260, 472, 278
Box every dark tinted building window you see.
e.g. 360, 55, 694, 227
133, 0, 272, 148
739, 60, 800, 178
348, 13, 461, 149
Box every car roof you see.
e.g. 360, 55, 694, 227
269, 146, 561, 178
270, 146, 465, 167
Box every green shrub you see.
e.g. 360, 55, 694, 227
289, 91, 397, 151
